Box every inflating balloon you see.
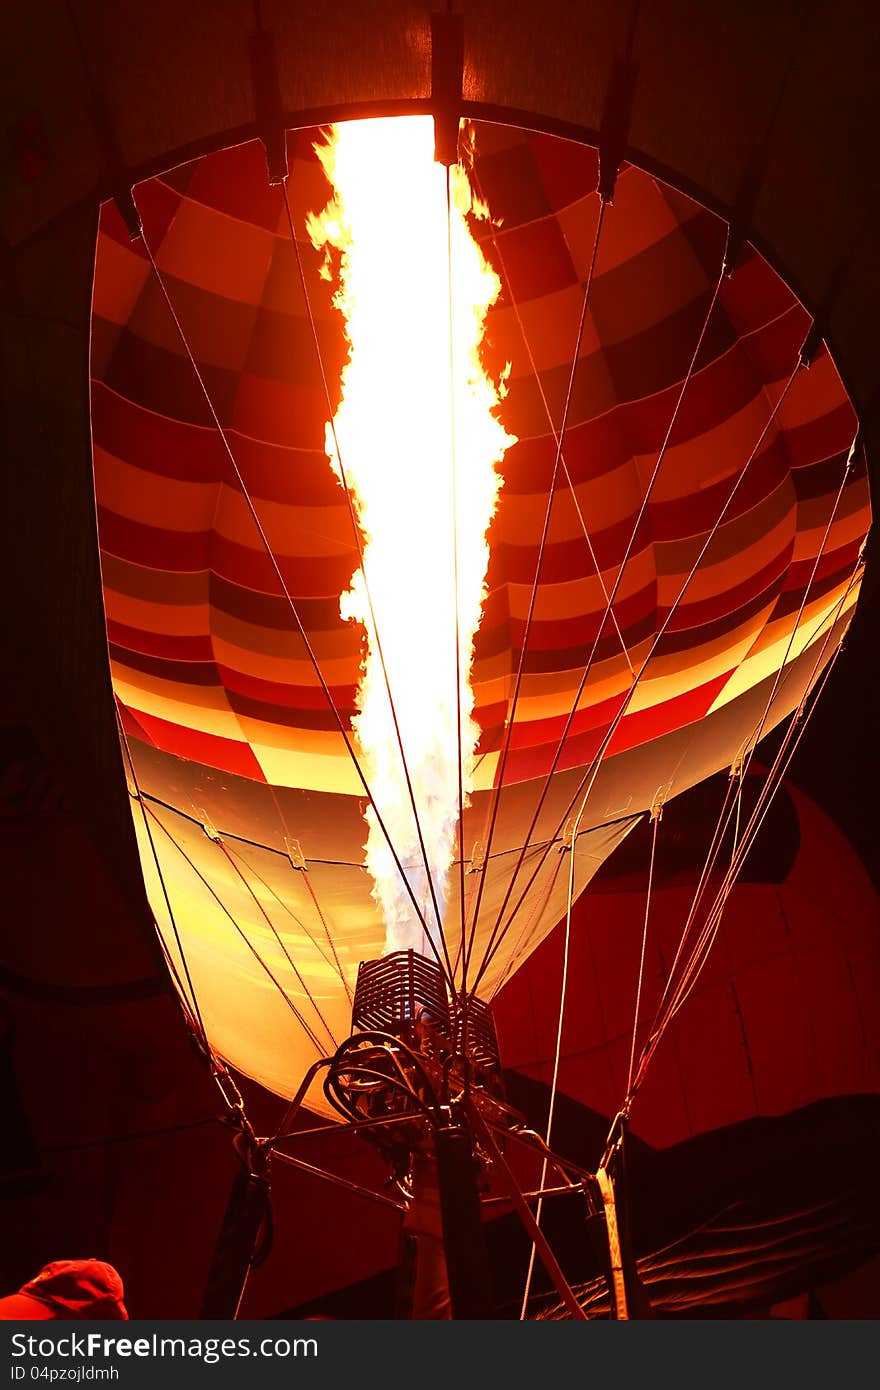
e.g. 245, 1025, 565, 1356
91, 118, 869, 1119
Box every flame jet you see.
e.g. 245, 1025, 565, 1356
309, 117, 515, 958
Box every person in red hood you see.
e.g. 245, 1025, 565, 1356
0, 1260, 128, 1319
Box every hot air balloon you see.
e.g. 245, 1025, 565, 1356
91, 114, 868, 1093
84, 108, 870, 1315
2, 0, 878, 1321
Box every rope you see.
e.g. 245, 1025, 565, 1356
114, 702, 209, 1047
627, 623, 858, 1120
217, 839, 338, 1052
627, 803, 661, 1095
631, 445, 861, 1079
472, 1112, 587, 1320
736, 436, 858, 766
668, 600, 853, 1029
270, 1149, 406, 1213
518, 817, 578, 1318
115, 711, 266, 1145
463, 197, 609, 979
472, 167, 633, 677
473, 246, 735, 982
656, 772, 739, 1009
487, 837, 568, 1002
145, 803, 329, 1056
300, 867, 354, 1005
472, 350, 803, 991
665, 770, 744, 1028
260, 782, 352, 1002
616, 550, 864, 1130
222, 840, 350, 996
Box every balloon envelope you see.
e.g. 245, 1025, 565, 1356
90, 121, 871, 1103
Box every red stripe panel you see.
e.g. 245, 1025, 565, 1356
128, 708, 267, 781
106, 620, 215, 663
92, 382, 345, 505
719, 247, 797, 336
492, 216, 578, 302
216, 664, 357, 713
500, 307, 808, 485
780, 536, 864, 595
500, 670, 732, 782
500, 581, 657, 654
99, 507, 213, 571
109, 644, 222, 688
98, 508, 356, 595
207, 578, 342, 632
485, 456, 786, 587
92, 382, 226, 484
230, 432, 344, 507
231, 373, 329, 449
183, 142, 285, 232
648, 443, 791, 544
118, 703, 156, 747
606, 669, 732, 757
225, 689, 351, 732
658, 541, 794, 634
786, 403, 857, 472
528, 134, 599, 211
789, 445, 853, 499
505, 684, 628, 754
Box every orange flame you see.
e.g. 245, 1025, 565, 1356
309, 117, 515, 957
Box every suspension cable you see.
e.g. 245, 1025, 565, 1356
145, 803, 330, 1056
667, 599, 855, 1030
635, 445, 860, 1058
114, 701, 209, 1047
519, 815, 579, 1317
463, 198, 609, 978
617, 552, 864, 1130
627, 801, 662, 1095
217, 839, 338, 1052
472, 167, 633, 675
736, 436, 858, 765
115, 706, 268, 1140
222, 840, 349, 996
472, 350, 803, 991
488, 839, 568, 1003
471, 1110, 588, 1320
261, 782, 352, 1003
656, 771, 740, 1009
473, 244, 734, 982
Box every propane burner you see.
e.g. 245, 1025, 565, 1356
352, 948, 502, 1079
320, 949, 514, 1176
352, 949, 453, 1045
